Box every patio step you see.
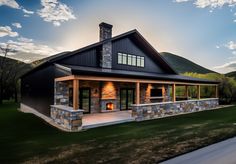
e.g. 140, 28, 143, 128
82, 118, 135, 130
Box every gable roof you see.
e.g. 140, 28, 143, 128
21, 29, 177, 78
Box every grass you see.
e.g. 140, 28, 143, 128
1, 103, 236, 163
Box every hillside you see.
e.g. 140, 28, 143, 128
0, 56, 32, 78
225, 71, 236, 79
160, 52, 216, 74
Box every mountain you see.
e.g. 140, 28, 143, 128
160, 52, 216, 74
225, 71, 236, 79
0, 56, 32, 78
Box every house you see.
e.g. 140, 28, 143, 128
21, 22, 219, 131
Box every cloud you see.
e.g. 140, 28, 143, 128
214, 61, 236, 69
12, 22, 22, 28
0, 0, 34, 17
37, 0, 76, 26
225, 41, 236, 50
0, 39, 60, 56
194, 0, 236, 9
0, 26, 18, 37
0, 36, 65, 62
17, 37, 33, 42
0, 0, 20, 9
22, 8, 34, 14
175, 0, 236, 8
175, 0, 191, 2
175, 0, 236, 22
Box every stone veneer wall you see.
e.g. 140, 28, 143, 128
140, 83, 169, 104
55, 81, 70, 106
51, 105, 83, 131
132, 98, 219, 121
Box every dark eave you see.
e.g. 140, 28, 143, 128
56, 64, 219, 84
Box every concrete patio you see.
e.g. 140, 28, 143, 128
82, 110, 134, 129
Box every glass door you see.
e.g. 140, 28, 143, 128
79, 88, 91, 114
120, 88, 134, 110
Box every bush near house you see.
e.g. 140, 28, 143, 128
183, 73, 236, 104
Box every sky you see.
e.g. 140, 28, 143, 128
0, 0, 236, 73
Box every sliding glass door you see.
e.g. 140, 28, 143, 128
120, 88, 134, 110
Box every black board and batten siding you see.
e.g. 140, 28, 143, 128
112, 37, 166, 73
58, 48, 100, 67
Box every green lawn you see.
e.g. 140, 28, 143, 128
1, 103, 236, 163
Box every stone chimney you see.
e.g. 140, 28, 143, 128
99, 22, 113, 69
99, 22, 113, 41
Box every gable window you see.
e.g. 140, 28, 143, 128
132, 55, 136, 66
127, 55, 132, 65
117, 52, 145, 67
122, 53, 127, 64
118, 53, 122, 64
140, 57, 144, 67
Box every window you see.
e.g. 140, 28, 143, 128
132, 55, 136, 66
122, 53, 127, 64
118, 53, 122, 64
137, 56, 141, 67
117, 52, 145, 67
140, 57, 144, 67
127, 55, 132, 65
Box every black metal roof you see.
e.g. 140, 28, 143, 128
21, 29, 177, 78
55, 64, 219, 84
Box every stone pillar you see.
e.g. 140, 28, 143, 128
73, 79, 79, 110
172, 83, 176, 102
136, 82, 140, 104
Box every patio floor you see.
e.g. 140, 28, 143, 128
82, 110, 134, 129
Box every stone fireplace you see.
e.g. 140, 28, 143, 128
106, 102, 114, 110
101, 99, 118, 112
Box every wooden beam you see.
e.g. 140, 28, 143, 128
55, 75, 75, 82
172, 83, 176, 102
197, 85, 201, 99
162, 85, 165, 102
215, 85, 218, 98
73, 79, 79, 110
136, 82, 140, 104
73, 75, 217, 86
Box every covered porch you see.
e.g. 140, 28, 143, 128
51, 75, 219, 131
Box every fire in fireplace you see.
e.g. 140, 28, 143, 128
106, 102, 114, 110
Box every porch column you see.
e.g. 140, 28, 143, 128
215, 85, 218, 98
162, 85, 165, 102
185, 85, 188, 99
136, 82, 140, 104
197, 85, 201, 100
172, 83, 176, 102
73, 79, 79, 110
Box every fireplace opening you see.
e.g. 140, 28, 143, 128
106, 102, 114, 110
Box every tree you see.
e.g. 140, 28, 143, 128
0, 45, 31, 104
183, 72, 236, 104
